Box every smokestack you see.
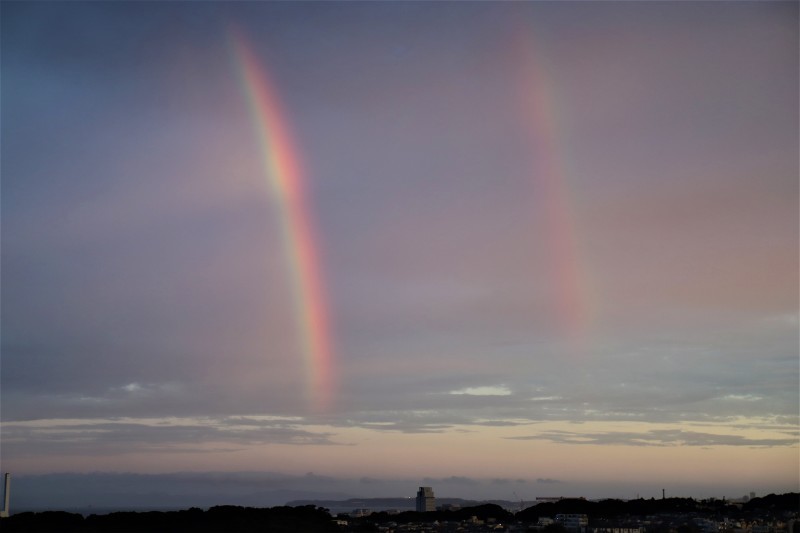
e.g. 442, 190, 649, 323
0, 473, 9, 518
662, 489, 665, 500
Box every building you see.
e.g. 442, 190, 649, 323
557, 513, 589, 532
592, 528, 644, 533
0, 473, 10, 518
415, 486, 435, 512
438, 503, 461, 511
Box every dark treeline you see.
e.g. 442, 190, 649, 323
0, 505, 338, 533
516, 494, 800, 522
1, 493, 796, 532
368, 503, 514, 525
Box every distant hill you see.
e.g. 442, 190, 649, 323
744, 493, 800, 513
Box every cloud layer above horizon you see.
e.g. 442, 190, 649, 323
1, 1, 797, 498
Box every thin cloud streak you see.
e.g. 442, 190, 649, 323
507, 429, 798, 448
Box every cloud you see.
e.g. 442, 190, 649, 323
760, 313, 799, 328
471, 419, 530, 427
0, 416, 341, 457
449, 386, 512, 396
346, 418, 456, 434
722, 394, 763, 402
530, 396, 563, 402
507, 429, 798, 448
423, 476, 478, 486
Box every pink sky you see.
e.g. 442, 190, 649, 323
1, 1, 797, 504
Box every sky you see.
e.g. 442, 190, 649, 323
1, 1, 798, 507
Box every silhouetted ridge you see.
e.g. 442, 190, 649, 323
743, 493, 800, 512
369, 503, 513, 525
516, 495, 799, 522
1, 494, 796, 532
1, 505, 337, 532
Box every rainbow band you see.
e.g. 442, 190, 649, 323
515, 32, 590, 343
231, 30, 335, 411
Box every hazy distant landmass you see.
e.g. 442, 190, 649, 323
290, 493, 800, 517
285, 496, 514, 514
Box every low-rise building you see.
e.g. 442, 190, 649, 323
557, 513, 589, 532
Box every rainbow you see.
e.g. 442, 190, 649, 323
514, 31, 592, 344
230, 29, 336, 412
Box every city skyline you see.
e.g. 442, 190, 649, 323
1, 1, 797, 504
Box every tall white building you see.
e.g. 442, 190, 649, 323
416, 486, 435, 512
